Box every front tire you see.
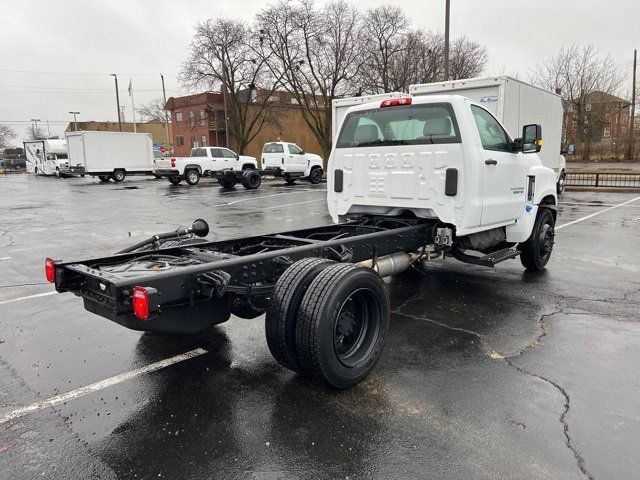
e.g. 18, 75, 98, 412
308, 167, 323, 184
296, 263, 390, 389
185, 169, 200, 185
218, 176, 237, 189
556, 171, 566, 195
520, 208, 555, 271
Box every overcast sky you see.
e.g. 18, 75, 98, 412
1, 0, 637, 145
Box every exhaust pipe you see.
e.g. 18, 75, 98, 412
359, 249, 440, 277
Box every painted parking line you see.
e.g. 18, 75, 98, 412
0, 291, 56, 306
0, 348, 207, 425
556, 196, 640, 230
0, 257, 11, 261
263, 199, 324, 210
222, 189, 326, 206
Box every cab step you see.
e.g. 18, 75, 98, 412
450, 247, 520, 267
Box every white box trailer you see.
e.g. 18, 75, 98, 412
23, 139, 78, 176
66, 131, 154, 182
331, 92, 406, 145
408, 76, 567, 193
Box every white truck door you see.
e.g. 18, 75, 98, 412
287, 144, 305, 171
207, 148, 225, 171
470, 104, 526, 227
220, 148, 238, 169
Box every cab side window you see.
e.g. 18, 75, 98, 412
220, 149, 236, 158
471, 105, 512, 152
288, 144, 303, 154
209, 148, 223, 158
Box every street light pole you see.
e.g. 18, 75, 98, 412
30, 118, 41, 139
443, 0, 451, 81
41, 118, 51, 138
222, 58, 229, 148
110, 73, 122, 132
626, 48, 637, 161
160, 74, 170, 147
69, 111, 80, 131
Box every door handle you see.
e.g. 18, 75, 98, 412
485, 159, 498, 165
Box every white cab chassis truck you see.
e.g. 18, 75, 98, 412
66, 131, 155, 183
261, 142, 324, 184
154, 146, 260, 188
409, 76, 567, 194
24, 139, 83, 177
47, 94, 558, 391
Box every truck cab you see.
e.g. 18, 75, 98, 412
262, 142, 324, 184
328, 94, 557, 246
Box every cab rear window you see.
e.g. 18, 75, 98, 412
336, 103, 461, 148
263, 143, 284, 153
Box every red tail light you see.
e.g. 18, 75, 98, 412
132, 286, 150, 320
381, 97, 412, 107
45, 258, 56, 283
170, 158, 176, 168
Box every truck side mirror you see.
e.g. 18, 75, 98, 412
235, 153, 239, 160
522, 124, 542, 153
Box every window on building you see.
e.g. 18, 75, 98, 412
585, 104, 592, 112
189, 111, 196, 127
176, 136, 184, 146
176, 111, 183, 122
604, 114, 610, 123
622, 127, 627, 135
267, 95, 280, 103
603, 127, 611, 138
621, 114, 628, 123
291, 97, 300, 105
201, 135, 207, 146
250, 89, 257, 102
200, 110, 206, 126
191, 137, 198, 148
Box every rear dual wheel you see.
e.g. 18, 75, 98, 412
168, 176, 181, 185
241, 169, 261, 189
98, 175, 111, 182
266, 259, 389, 388
218, 176, 237, 189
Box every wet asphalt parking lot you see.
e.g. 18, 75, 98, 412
0, 173, 639, 480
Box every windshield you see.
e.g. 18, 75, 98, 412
263, 143, 284, 153
336, 103, 461, 148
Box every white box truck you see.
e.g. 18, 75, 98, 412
408, 76, 567, 194
66, 131, 154, 182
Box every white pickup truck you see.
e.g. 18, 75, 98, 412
261, 142, 324, 184
154, 147, 259, 187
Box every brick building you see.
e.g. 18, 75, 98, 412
164, 91, 323, 160
564, 91, 632, 158
64, 120, 169, 145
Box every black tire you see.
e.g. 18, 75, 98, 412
153, 174, 162, 179
218, 176, 237, 189
55, 167, 61, 178
284, 174, 296, 185
168, 176, 182, 185
308, 167, 323, 184
112, 169, 125, 182
98, 175, 111, 182
185, 169, 200, 186
556, 171, 566, 195
296, 263, 390, 389
80, 174, 85, 178
265, 258, 336, 372
520, 208, 556, 271
241, 169, 262, 189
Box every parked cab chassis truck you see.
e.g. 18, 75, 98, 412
46, 93, 558, 389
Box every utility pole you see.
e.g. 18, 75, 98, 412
626, 48, 637, 161
160, 74, 170, 147
444, 0, 451, 81
69, 111, 80, 131
110, 73, 122, 132
222, 58, 229, 148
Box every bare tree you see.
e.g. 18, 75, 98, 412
257, 0, 363, 160
138, 97, 170, 123
0, 124, 17, 149
25, 124, 46, 141
180, 17, 282, 154
448, 36, 488, 80
531, 44, 623, 160
358, 5, 408, 93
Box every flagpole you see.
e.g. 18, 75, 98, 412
129, 77, 137, 133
